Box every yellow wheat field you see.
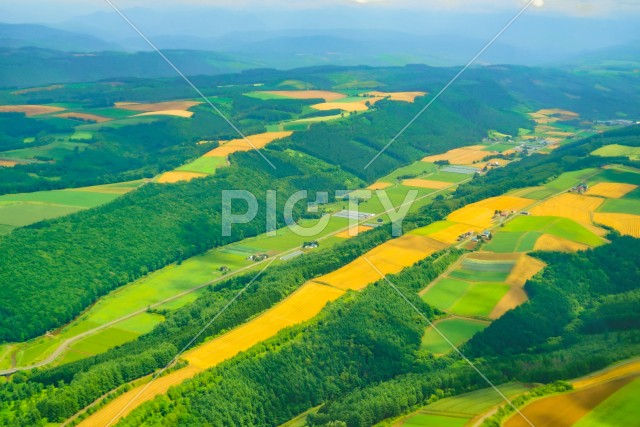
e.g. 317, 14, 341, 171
427, 222, 482, 244
489, 287, 528, 320
311, 101, 370, 112
185, 282, 345, 368
586, 182, 638, 199
530, 193, 605, 225
422, 145, 488, 165
573, 359, 640, 389
157, 171, 207, 183
316, 234, 447, 291
447, 196, 534, 228
0, 104, 65, 116
0, 160, 17, 167
366, 91, 426, 102
260, 90, 347, 101
505, 254, 546, 287
114, 100, 201, 112
55, 112, 111, 122
367, 181, 393, 190
204, 131, 293, 157
402, 178, 453, 190
593, 213, 640, 237
534, 234, 589, 252
77, 365, 203, 427
78, 282, 345, 427
135, 109, 195, 118
10, 84, 64, 95
335, 224, 374, 239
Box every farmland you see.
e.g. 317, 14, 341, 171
390, 383, 531, 427
446, 196, 534, 228
421, 317, 489, 355
592, 144, 640, 160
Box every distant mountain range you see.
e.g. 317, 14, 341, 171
0, 19, 638, 89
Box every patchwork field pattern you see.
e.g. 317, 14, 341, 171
396, 383, 531, 427
78, 282, 345, 427
447, 196, 533, 228
534, 234, 590, 252
530, 193, 605, 226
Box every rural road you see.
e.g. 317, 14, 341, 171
0, 180, 464, 376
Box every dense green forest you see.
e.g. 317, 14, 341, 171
0, 150, 356, 342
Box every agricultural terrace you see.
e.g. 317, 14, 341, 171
504, 359, 640, 427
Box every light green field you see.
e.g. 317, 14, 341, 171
423, 278, 471, 311
244, 91, 291, 100
449, 283, 510, 317
70, 131, 93, 141
3, 139, 89, 161
521, 188, 557, 200
230, 216, 350, 253
573, 376, 640, 427
0, 203, 80, 227
591, 144, 640, 160
543, 168, 601, 192
0, 224, 13, 235
396, 383, 531, 427
502, 216, 605, 247
483, 142, 517, 152
410, 220, 455, 236
0, 188, 126, 228
278, 406, 321, 427
176, 156, 227, 174
0, 189, 120, 207
421, 318, 488, 355
347, 185, 436, 216
483, 231, 542, 253
60, 313, 163, 365
379, 161, 438, 183
598, 198, 640, 214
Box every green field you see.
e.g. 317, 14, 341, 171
0, 203, 80, 227
176, 156, 227, 174
410, 220, 455, 236
422, 279, 510, 318
449, 283, 510, 317
521, 188, 557, 200
244, 91, 291, 100
483, 231, 542, 253
591, 144, 640, 160
60, 313, 163, 365
397, 383, 531, 427
428, 171, 470, 183
422, 278, 471, 310
0, 189, 120, 207
483, 142, 517, 152
379, 161, 438, 183
70, 131, 93, 141
448, 258, 515, 282
3, 139, 89, 161
598, 198, 640, 214
573, 377, 640, 427
592, 168, 640, 186
543, 168, 601, 192
421, 318, 488, 355
502, 216, 605, 247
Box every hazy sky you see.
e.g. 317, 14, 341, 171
2, 0, 640, 23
